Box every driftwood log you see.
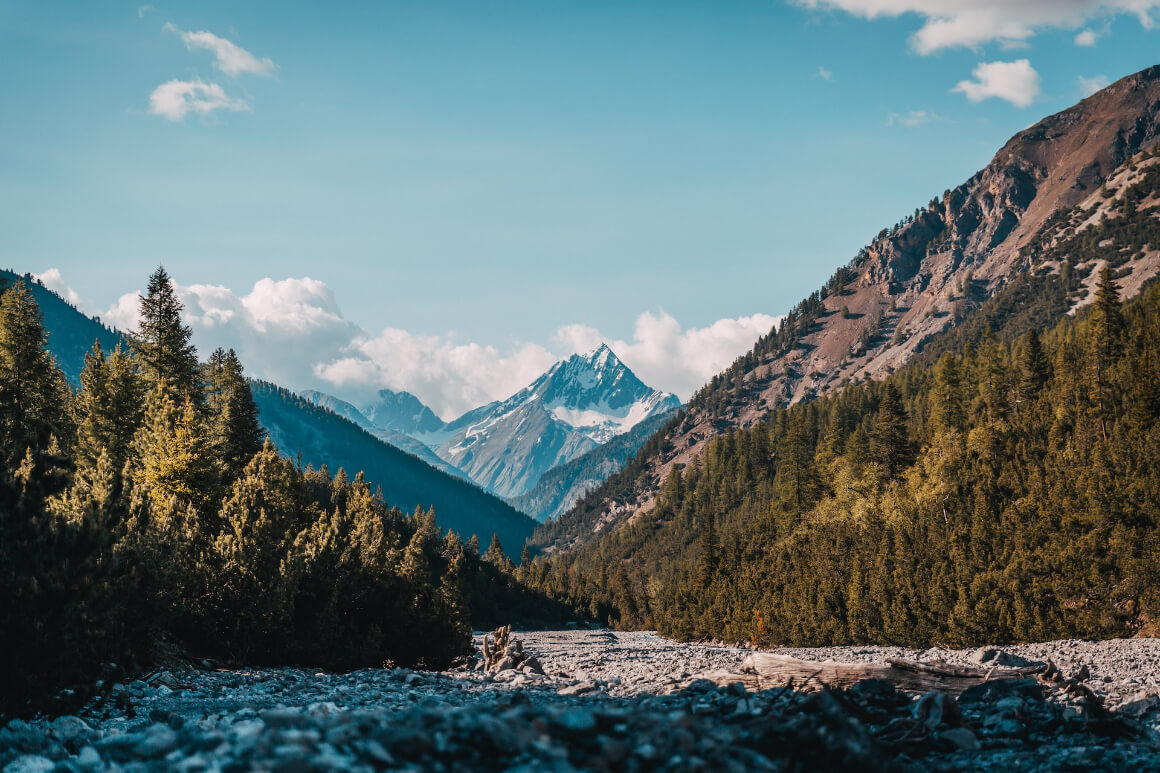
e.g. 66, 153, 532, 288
701, 653, 1048, 695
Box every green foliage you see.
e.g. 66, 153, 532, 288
0, 281, 72, 467
203, 348, 263, 478
130, 267, 202, 404
525, 278, 1160, 647
0, 267, 568, 717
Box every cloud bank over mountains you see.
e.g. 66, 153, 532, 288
795, 0, 1160, 54
53, 271, 776, 420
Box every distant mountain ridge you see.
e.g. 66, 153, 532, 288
535, 63, 1160, 553
313, 344, 681, 503
298, 390, 471, 483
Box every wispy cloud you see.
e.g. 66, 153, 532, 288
148, 79, 250, 122
953, 59, 1040, 108
817, 66, 834, 81
888, 109, 931, 127
164, 23, 276, 77
1077, 74, 1110, 96
137, 5, 155, 19
792, 1, 1160, 55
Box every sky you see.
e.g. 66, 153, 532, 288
3, 1, 1159, 418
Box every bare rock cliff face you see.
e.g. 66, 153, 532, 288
538, 65, 1160, 552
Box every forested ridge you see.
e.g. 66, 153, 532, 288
0, 268, 562, 717
522, 267, 1160, 647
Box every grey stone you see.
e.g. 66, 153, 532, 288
50, 717, 91, 746
553, 709, 596, 734
135, 724, 178, 758
2, 756, 55, 773
940, 727, 980, 751
969, 647, 999, 665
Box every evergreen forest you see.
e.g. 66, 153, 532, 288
0, 269, 561, 717
521, 268, 1160, 648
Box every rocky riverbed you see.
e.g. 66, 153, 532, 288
3, 630, 1160, 771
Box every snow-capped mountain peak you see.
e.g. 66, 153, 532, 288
433, 343, 680, 498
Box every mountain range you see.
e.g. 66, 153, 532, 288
304, 343, 681, 502
535, 64, 1160, 554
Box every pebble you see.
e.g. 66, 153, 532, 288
2, 630, 1159, 771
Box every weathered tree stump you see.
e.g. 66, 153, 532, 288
480, 625, 542, 674
700, 653, 1048, 695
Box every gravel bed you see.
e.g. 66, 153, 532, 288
1, 630, 1159, 771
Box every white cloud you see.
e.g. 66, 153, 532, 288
888, 109, 930, 126
164, 24, 276, 77
137, 5, 155, 19
953, 59, 1041, 107
1077, 73, 1110, 96
148, 79, 250, 121
792, 1, 1160, 54
86, 272, 778, 420
818, 66, 834, 80
552, 311, 781, 404
1074, 28, 1099, 44
33, 268, 87, 312
317, 336, 559, 420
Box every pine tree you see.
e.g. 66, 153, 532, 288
132, 384, 219, 516
132, 267, 201, 402
0, 281, 71, 468
1018, 329, 1050, 403
695, 508, 718, 589
870, 383, 909, 481
203, 348, 263, 478
1089, 266, 1124, 442
484, 533, 513, 572
931, 353, 965, 432
74, 343, 145, 473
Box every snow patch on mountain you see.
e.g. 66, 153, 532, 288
432, 343, 680, 498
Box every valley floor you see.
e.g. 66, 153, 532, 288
3, 630, 1160, 771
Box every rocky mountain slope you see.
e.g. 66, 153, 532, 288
537, 64, 1160, 551
361, 388, 452, 447
435, 344, 680, 499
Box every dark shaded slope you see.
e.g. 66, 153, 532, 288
253, 381, 536, 552
1, 269, 123, 385
508, 409, 677, 522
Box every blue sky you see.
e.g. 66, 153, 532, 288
2, 1, 1158, 416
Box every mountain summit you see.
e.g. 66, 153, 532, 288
435, 344, 680, 499
522, 343, 677, 445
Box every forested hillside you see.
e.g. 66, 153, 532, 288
536, 66, 1160, 550
523, 269, 1160, 646
0, 269, 560, 717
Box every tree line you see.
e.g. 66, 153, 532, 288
522, 267, 1160, 647
0, 268, 564, 717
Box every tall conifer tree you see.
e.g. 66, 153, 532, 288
132, 267, 201, 403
